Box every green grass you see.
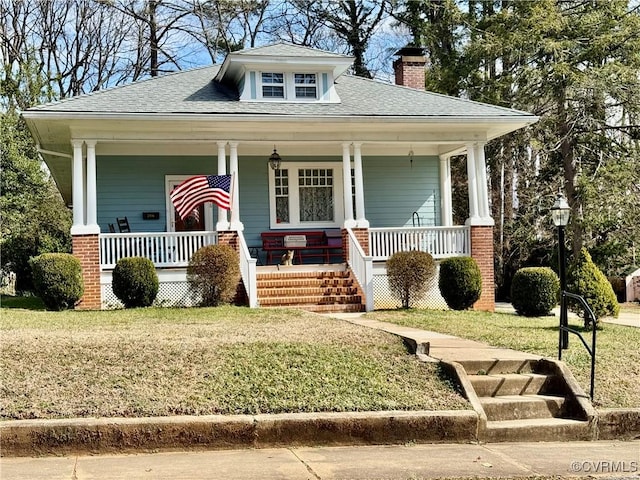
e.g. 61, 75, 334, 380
367, 309, 640, 409
0, 306, 469, 420
0, 294, 45, 310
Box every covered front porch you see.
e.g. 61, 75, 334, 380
97, 225, 471, 310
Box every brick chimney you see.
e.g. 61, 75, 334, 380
393, 46, 426, 90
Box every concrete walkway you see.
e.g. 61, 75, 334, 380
332, 313, 540, 365
2, 441, 638, 479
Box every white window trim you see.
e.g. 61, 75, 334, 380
165, 175, 214, 232
257, 71, 319, 102
268, 162, 345, 230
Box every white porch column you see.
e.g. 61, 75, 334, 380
216, 141, 229, 231
228, 142, 243, 231
84, 140, 99, 233
439, 154, 453, 226
342, 143, 356, 228
70, 140, 85, 234
465, 142, 480, 224
352, 142, 368, 228
475, 142, 491, 221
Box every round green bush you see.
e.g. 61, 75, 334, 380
387, 250, 436, 309
511, 267, 559, 317
112, 257, 159, 308
567, 248, 619, 320
187, 244, 240, 307
438, 257, 482, 310
29, 253, 83, 311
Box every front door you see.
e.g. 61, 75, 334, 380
175, 204, 205, 232
166, 176, 214, 232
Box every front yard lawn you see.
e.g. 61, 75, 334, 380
367, 309, 640, 409
0, 304, 468, 420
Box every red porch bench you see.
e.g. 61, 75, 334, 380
260, 230, 342, 265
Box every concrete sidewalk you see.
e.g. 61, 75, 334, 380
2, 441, 638, 479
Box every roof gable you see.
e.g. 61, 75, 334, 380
215, 42, 354, 87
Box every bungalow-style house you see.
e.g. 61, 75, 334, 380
23, 43, 537, 312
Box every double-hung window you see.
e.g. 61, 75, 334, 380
259, 72, 318, 100
294, 73, 317, 99
261, 72, 284, 98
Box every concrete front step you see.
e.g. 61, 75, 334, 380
480, 394, 565, 421
469, 373, 552, 397
457, 359, 537, 375
486, 417, 592, 442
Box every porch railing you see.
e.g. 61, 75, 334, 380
237, 231, 258, 308
99, 231, 218, 269
369, 226, 470, 261
346, 228, 374, 312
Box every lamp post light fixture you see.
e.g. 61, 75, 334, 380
551, 190, 571, 350
268, 147, 282, 171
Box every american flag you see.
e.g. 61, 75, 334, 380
170, 175, 232, 220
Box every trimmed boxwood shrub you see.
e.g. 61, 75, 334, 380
511, 267, 559, 317
438, 257, 482, 310
567, 248, 619, 320
387, 250, 436, 309
112, 257, 159, 308
29, 253, 83, 311
188, 244, 240, 307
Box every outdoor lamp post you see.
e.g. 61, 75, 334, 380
551, 190, 570, 350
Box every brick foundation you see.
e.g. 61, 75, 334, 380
72, 234, 101, 310
470, 226, 495, 312
217, 231, 239, 251
217, 231, 247, 305
341, 228, 370, 262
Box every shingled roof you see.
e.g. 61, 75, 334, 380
27, 64, 532, 119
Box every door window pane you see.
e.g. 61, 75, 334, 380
298, 169, 333, 222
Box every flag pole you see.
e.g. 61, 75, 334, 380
228, 172, 235, 212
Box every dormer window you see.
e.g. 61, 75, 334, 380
255, 72, 319, 101
261, 72, 284, 98
295, 74, 317, 99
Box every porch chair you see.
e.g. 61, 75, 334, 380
116, 217, 131, 233
108, 223, 116, 233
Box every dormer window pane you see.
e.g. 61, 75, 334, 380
295, 73, 317, 99
262, 72, 284, 98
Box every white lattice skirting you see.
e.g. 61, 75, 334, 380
372, 262, 449, 310
101, 269, 201, 309
101, 264, 449, 310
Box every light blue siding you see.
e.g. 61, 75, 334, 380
322, 73, 329, 97
97, 156, 215, 233
364, 156, 440, 228
249, 71, 257, 99
96, 154, 441, 240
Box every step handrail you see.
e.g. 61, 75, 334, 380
558, 290, 597, 401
